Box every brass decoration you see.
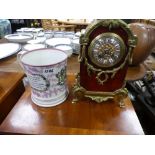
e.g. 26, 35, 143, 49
80, 19, 137, 65
72, 19, 137, 107
84, 52, 130, 84
78, 44, 86, 62
78, 35, 89, 63
96, 73, 108, 85
84, 20, 136, 42
72, 73, 128, 108
85, 95, 113, 103
72, 73, 85, 103
128, 35, 138, 64
102, 20, 120, 30
88, 33, 126, 68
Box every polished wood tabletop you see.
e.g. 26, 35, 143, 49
0, 72, 25, 124
0, 75, 144, 135
0, 72, 24, 104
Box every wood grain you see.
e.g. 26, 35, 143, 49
0, 72, 25, 124
0, 75, 144, 135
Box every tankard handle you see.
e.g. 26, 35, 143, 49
17, 50, 28, 70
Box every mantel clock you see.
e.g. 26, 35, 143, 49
72, 19, 137, 107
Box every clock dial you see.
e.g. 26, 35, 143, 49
88, 33, 126, 68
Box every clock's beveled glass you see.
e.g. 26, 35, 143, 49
88, 33, 126, 68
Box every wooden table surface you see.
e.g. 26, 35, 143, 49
0, 75, 144, 135
0, 72, 25, 124
0, 38, 144, 134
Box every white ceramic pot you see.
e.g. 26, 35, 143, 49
45, 38, 71, 47
27, 37, 46, 44
54, 31, 64, 38
18, 48, 68, 107
5, 33, 33, 43
55, 44, 73, 57
23, 44, 46, 51
63, 32, 75, 39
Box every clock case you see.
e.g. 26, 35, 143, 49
72, 19, 137, 107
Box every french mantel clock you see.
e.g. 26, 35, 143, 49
72, 19, 137, 107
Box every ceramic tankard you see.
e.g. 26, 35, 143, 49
18, 48, 68, 107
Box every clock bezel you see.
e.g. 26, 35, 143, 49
88, 32, 126, 68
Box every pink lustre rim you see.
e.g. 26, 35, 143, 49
20, 47, 67, 67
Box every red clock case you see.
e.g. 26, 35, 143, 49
80, 25, 129, 92
72, 20, 137, 107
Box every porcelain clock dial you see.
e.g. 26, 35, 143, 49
88, 33, 126, 68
